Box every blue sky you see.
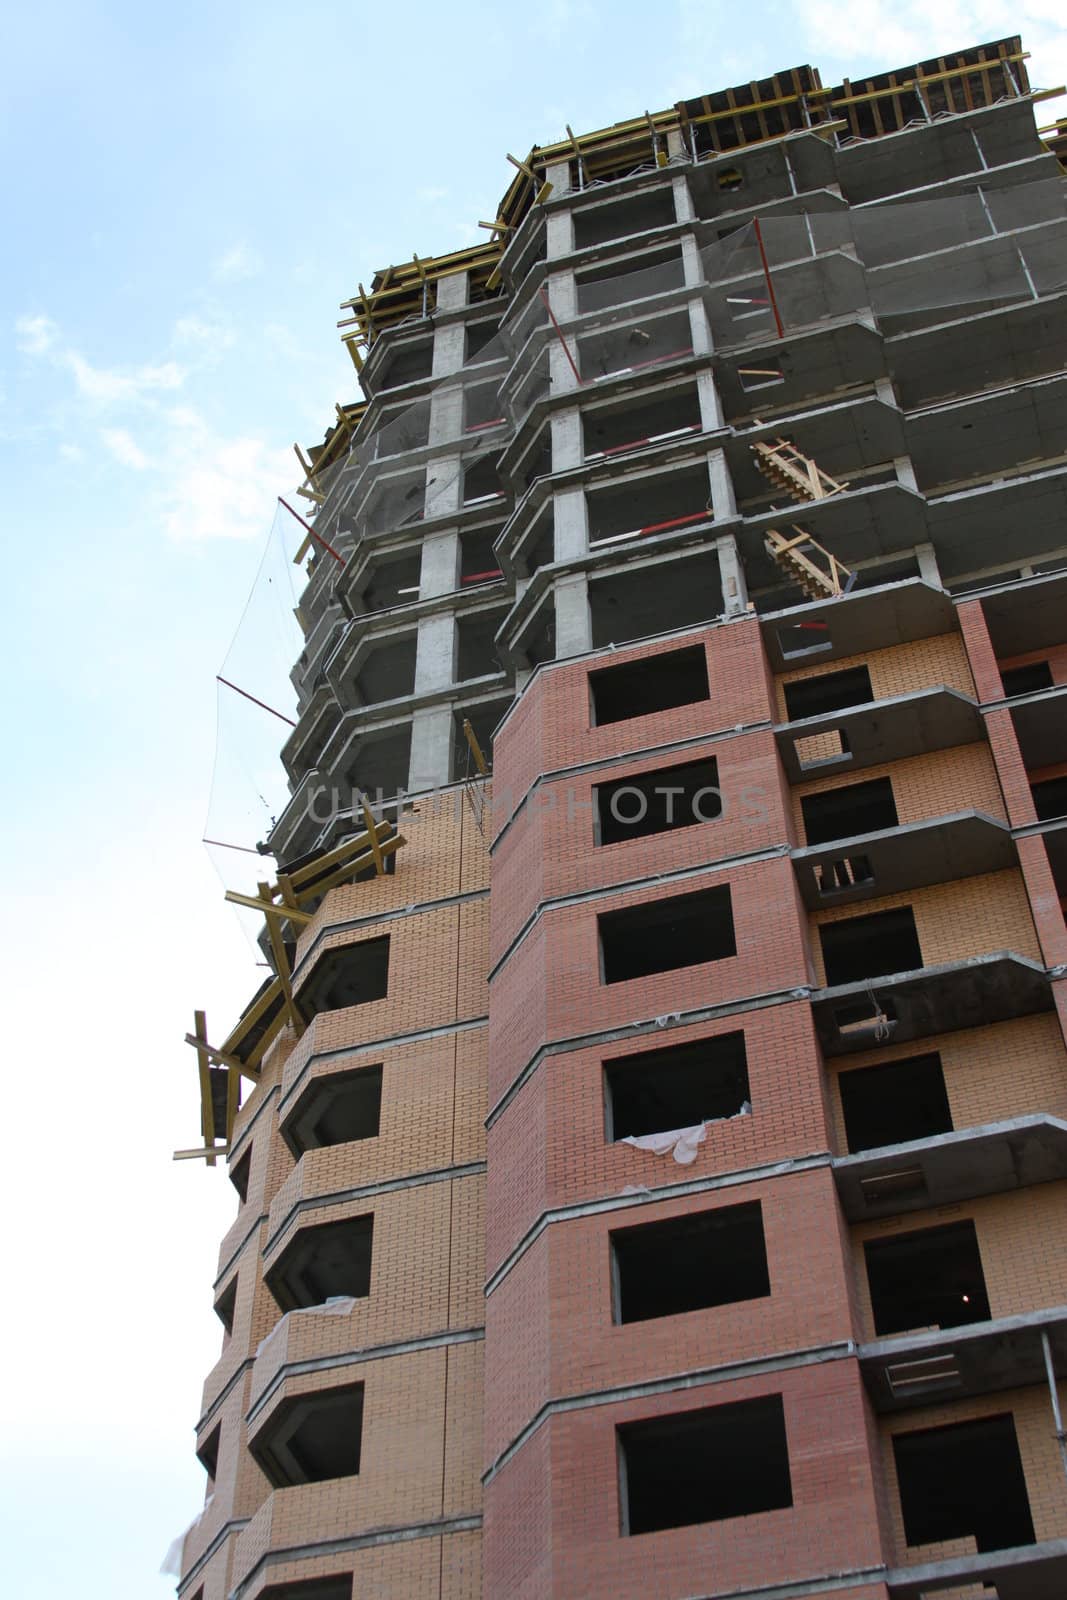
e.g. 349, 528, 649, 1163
3, 4, 1064, 1596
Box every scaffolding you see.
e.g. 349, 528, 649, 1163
175, 809, 405, 1166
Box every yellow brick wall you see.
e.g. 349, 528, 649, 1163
792, 742, 1005, 841
776, 631, 976, 722
826, 1014, 1067, 1154
849, 1182, 1067, 1340
254, 1174, 485, 1405
879, 1385, 1067, 1562
236, 1529, 482, 1600
810, 870, 1042, 987
239, 1341, 483, 1579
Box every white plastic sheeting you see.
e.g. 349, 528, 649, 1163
622, 1102, 751, 1165
160, 1494, 213, 1578
253, 1296, 358, 1361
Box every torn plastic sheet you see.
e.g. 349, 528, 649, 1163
622, 1102, 751, 1165
254, 1296, 358, 1361
160, 1494, 213, 1577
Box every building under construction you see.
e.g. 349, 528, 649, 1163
175, 36, 1067, 1600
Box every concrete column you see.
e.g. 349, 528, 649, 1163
546, 269, 580, 394
554, 574, 592, 657
717, 533, 749, 617
681, 234, 704, 288
667, 127, 688, 161
550, 408, 583, 473
546, 208, 574, 260
706, 449, 736, 521
893, 455, 919, 492
553, 486, 588, 562
915, 542, 943, 588
408, 704, 455, 793
431, 322, 466, 379
429, 382, 464, 447
414, 611, 456, 693
544, 159, 571, 197
689, 299, 713, 357
424, 455, 462, 519
673, 176, 695, 222
697, 369, 725, 431
420, 529, 459, 597
436, 271, 468, 312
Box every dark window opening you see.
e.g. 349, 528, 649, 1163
596, 756, 721, 845
839, 1052, 952, 1153
612, 1201, 769, 1324
1001, 660, 1053, 697
260, 1579, 352, 1600
576, 247, 684, 315
229, 1148, 251, 1203
364, 551, 422, 612
865, 1220, 990, 1337
801, 776, 899, 846
820, 906, 922, 986
465, 384, 504, 432
784, 665, 875, 722
251, 1383, 365, 1489
717, 167, 744, 192
590, 644, 709, 726
619, 1394, 792, 1536
351, 635, 417, 706
893, 1414, 1035, 1553
197, 1423, 221, 1483
297, 937, 390, 1018
573, 188, 676, 250
284, 1065, 383, 1156
214, 1277, 237, 1336
605, 1031, 750, 1140
461, 452, 503, 507
459, 524, 503, 584
379, 340, 432, 389
1032, 775, 1067, 821
265, 1214, 374, 1313
600, 886, 736, 985
465, 320, 500, 362
457, 610, 504, 681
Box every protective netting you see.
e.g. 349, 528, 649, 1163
204, 501, 306, 946
205, 178, 1067, 926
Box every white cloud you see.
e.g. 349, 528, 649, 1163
59, 443, 85, 463
15, 313, 60, 354
172, 314, 235, 351
161, 414, 294, 541
67, 351, 186, 404
417, 185, 450, 203
101, 426, 151, 469
212, 243, 263, 283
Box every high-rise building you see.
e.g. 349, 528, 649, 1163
175, 36, 1067, 1600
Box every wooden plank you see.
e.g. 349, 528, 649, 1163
224, 887, 314, 926
360, 796, 385, 873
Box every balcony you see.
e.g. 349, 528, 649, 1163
889, 290, 1067, 411
792, 811, 1015, 909
775, 686, 983, 784
761, 579, 955, 670
812, 951, 1054, 1057
834, 1113, 1067, 1221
